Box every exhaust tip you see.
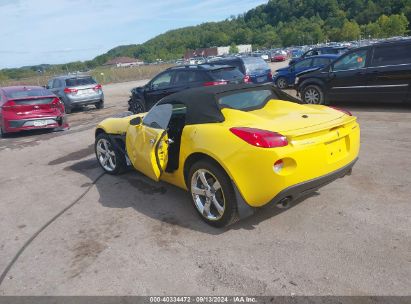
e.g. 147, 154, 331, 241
276, 196, 292, 209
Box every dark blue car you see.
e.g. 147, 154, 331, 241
208, 56, 272, 84
289, 46, 348, 65
273, 54, 339, 89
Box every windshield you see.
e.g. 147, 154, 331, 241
218, 89, 274, 111
242, 57, 269, 74
5, 88, 53, 99
65, 77, 96, 87
210, 67, 244, 80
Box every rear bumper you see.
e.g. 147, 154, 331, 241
66, 93, 104, 106
268, 157, 357, 205
4, 116, 68, 133
233, 158, 357, 219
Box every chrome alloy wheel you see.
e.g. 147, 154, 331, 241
191, 169, 225, 221
96, 138, 116, 172
304, 88, 320, 104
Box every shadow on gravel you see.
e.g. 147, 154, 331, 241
0, 128, 55, 139
64, 158, 317, 234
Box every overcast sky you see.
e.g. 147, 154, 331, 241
0, 0, 267, 69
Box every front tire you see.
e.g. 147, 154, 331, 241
188, 160, 239, 227
276, 77, 288, 89
128, 98, 145, 114
302, 85, 325, 104
95, 133, 127, 175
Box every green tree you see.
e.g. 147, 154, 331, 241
229, 43, 239, 54
377, 14, 409, 37
339, 20, 361, 40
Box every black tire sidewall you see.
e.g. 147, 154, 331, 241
188, 160, 238, 227
95, 100, 104, 109
302, 85, 324, 104
129, 99, 145, 114
95, 133, 127, 175
0, 127, 7, 138
64, 105, 72, 114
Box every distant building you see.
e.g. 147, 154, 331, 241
184, 44, 252, 59
104, 57, 144, 67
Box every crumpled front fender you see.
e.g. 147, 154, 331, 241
95, 113, 145, 136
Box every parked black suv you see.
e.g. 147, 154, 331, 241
295, 40, 411, 104
128, 65, 244, 113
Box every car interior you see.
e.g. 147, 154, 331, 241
165, 103, 187, 172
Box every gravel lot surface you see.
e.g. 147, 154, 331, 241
0, 61, 410, 295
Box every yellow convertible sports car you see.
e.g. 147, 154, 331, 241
94, 84, 360, 227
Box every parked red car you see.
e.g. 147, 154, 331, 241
0, 86, 68, 136
271, 53, 287, 62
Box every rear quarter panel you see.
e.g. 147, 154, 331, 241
174, 113, 360, 207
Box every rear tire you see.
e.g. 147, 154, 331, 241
276, 77, 288, 89
302, 85, 325, 104
95, 133, 127, 175
64, 105, 72, 114
95, 100, 104, 109
0, 127, 8, 138
188, 160, 239, 227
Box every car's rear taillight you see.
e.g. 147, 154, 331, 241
329, 106, 352, 116
203, 81, 228, 86
268, 72, 273, 81
230, 127, 288, 148
243, 75, 251, 83
64, 87, 78, 94
93, 84, 102, 91
1, 100, 16, 110
51, 98, 65, 112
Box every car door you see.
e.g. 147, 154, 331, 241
49, 79, 60, 96
311, 57, 332, 70
125, 103, 172, 181
326, 49, 370, 102
290, 58, 313, 83
367, 43, 411, 102
144, 71, 175, 108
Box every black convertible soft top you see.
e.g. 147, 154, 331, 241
157, 83, 300, 125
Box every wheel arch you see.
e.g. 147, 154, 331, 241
95, 127, 106, 137
299, 78, 326, 92
183, 152, 255, 220
183, 152, 228, 189
95, 128, 126, 154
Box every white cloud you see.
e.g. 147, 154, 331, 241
0, 0, 267, 68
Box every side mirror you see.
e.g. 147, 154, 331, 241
130, 117, 142, 126
45, 85, 50, 89
290, 66, 295, 72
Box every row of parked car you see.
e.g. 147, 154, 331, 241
127, 56, 273, 113
282, 39, 411, 105
0, 74, 104, 136
128, 39, 411, 114
1, 39, 410, 136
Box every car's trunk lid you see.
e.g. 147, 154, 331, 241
5, 97, 59, 115
223, 100, 355, 137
